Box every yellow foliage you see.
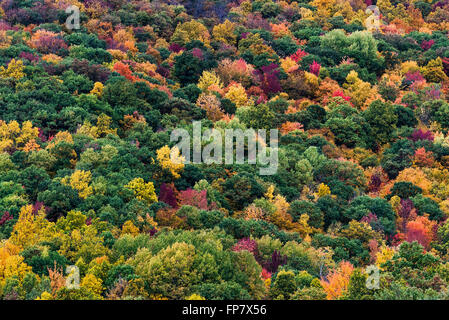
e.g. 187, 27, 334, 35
81, 274, 103, 296
264, 184, 275, 201
343, 70, 377, 109
224, 83, 248, 107
0, 30, 12, 49
421, 57, 448, 83
113, 29, 137, 53
96, 114, 117, 137
375, 246, 395, 270
46, 131, 74, 149
62, 170, 93, 199
156, 146, 185, 179
42, 54, 63, 64
9, 205, 41, 248
186, 293, 206, 300
400, 61, 420, 75
171, 20, 210, 46
0, 58, 25, 80
316, 183, 331, 198
198, 71, 223, 92
297, 214, 314, 240
76, 114, 116, 139
390, 195, 401, 214
304, 71, 320, 90
36, 291, 53, 300
0, 120, 39, 152
122, 220, 140, 236
90, 82, 104, 96
125, 178, 158, 205
280, 57, 299, 73
212, 20, 236, 45
395, 167, 432, 196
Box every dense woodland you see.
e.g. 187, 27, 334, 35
1, 0, 449, 300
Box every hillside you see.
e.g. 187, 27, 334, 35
1, 0, 449, 300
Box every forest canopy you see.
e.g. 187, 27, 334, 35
1, 0, 449, 301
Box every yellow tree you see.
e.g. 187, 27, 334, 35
171, 20, 210, 46
212, 20, 237, 45
197, 71, 223, 92
343, 70, 377, 109
9, 205, 41, 248
125, 178, 158, 205
61, 170, 94, 199
156, 146, 185, 179
0, 120, 39, 152
421, 57, 448, 83
224, 83, 248, 107
0, 58, 25, 80
81, 274, 103, 296
0, 241, 32, 287
90, 82, 104, 96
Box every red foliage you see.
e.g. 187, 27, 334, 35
332, 90, 351, 102
290, 48, 308, 63
413, 147, 434, 167
30, 31, 67, 54
191, 48, 204, 60
177, 189, 211, 210
0, 212, 13, 225
397, 199, 417, 233
309, 60, 321, 76
32, 201, 44, 215
405, 71, 425, 83
405, 215, 436, 250
410, 129, 434, 142
231, 238, 258, 256
159, 183, 179, 208
253, 63, 281, 95
261, 268, 271, 280
247, 86, 267, 103
113, 61, 136, 82
420, 40, 435, 51
169, 43, 184, 53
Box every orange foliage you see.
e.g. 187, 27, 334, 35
405, 215, 437, 250
320, 261, 354, 300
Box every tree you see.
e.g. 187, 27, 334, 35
405, 215, 436, 250
131, 243, 199, 299
320, 261, 354, 300
171, 21, 210, 47
421, 57, 448, 83
363, 100, 398, 147
0, 59, 25, 81
270, 269, 297, 299
61, 170, 93, 199
156, 146, 185, 179
212, 20, 236, 45
124, 178, 158, 206
343, 70, 376, 109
